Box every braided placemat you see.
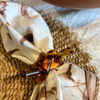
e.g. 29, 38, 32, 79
0, 10, 98, 100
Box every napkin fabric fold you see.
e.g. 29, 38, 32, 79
0, 1, 100, 100
0, 0, 53, 64
31, 63, 100, 100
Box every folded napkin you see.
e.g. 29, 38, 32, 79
0, 0, 53, 64
0, 1, 100, 100
31, 63, 100, 100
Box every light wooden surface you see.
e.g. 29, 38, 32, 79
43, 0, 100, 9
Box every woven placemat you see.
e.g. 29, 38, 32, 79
0, 10, 98, 100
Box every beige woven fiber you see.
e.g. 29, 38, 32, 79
0, 10, 98, 100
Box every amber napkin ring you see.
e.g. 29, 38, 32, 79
21, 47, 73, 84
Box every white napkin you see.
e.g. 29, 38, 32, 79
0, 1, 100, 100
0, 0, 53, 64
31, 63, 100, 100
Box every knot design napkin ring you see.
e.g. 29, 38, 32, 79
21, 47, 73, 84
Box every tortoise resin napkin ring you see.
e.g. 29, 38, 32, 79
21, 47, 73, 84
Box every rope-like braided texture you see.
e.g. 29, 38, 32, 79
0, 10, 98, 100
0, 36, 36, 100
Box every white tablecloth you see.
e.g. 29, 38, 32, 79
16, 0, 100, 30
